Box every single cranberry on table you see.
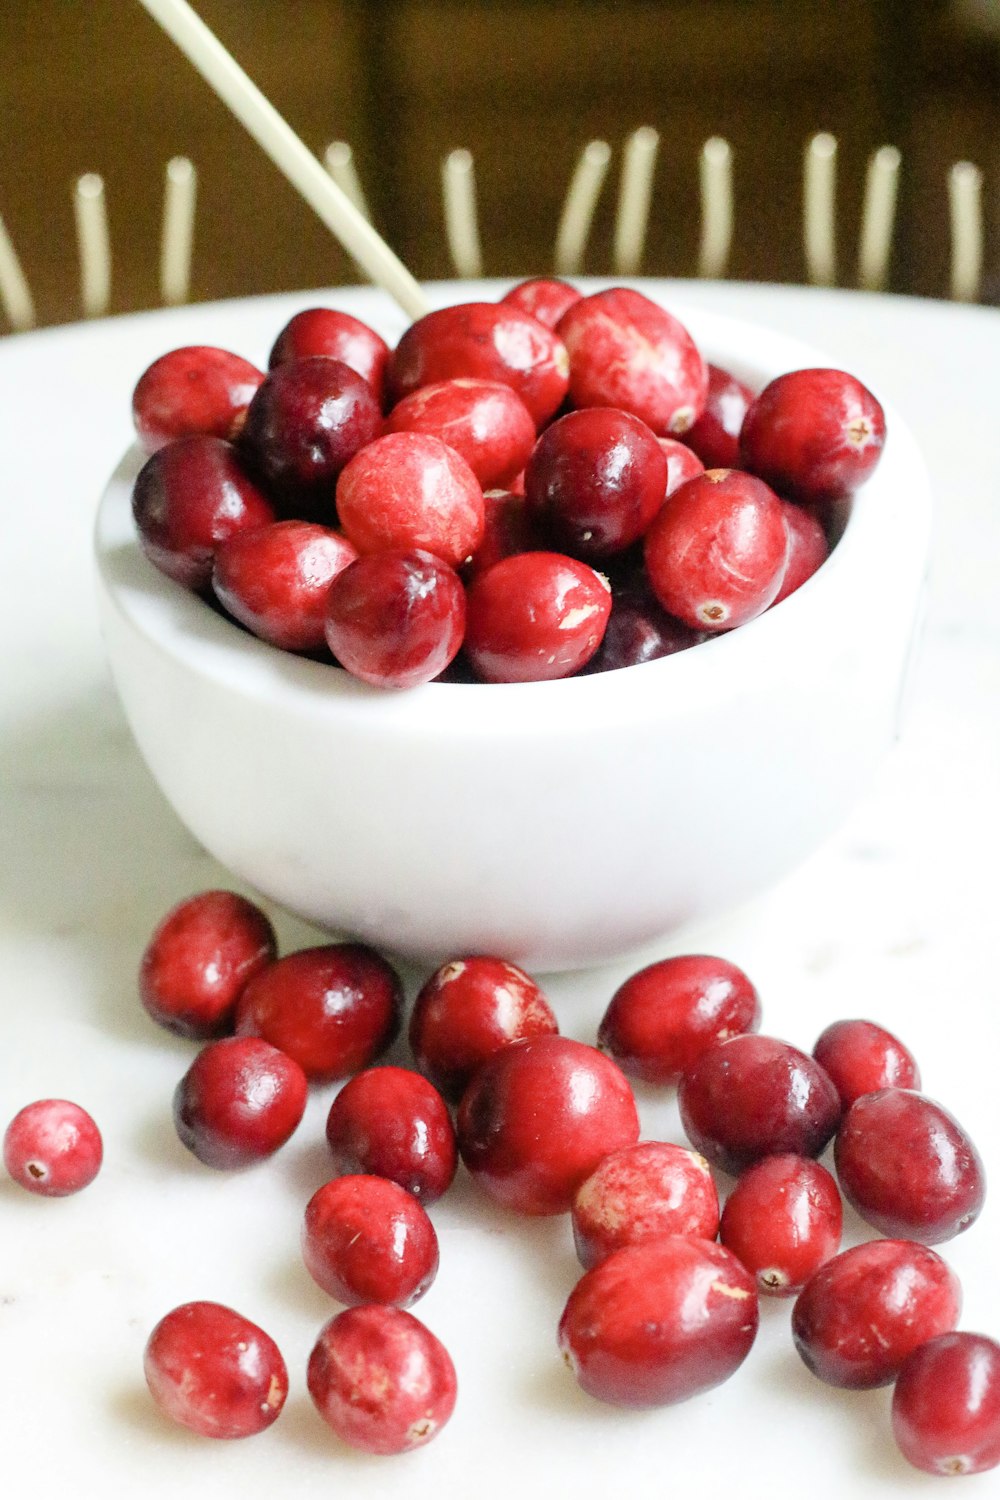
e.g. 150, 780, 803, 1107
771, 499, 829, 605
3, 1099, 102, 1196
173, 1036, 308, 1169
812, 1017, 920, 1109
384, 378, 536, 490
740, 367, 886, 504
336, 430, 485, 568
501, 275, 582, 329
144, 1301, 287, 1438
132, 345, 265, 454
325, 1066, 457, 1203
464, 488, 547, 582
324, 549, 466, 689
268, 307, 391, 406
302, 1175, 439, 1307
683, 363, 754, 469
892, 1332, 1000, 1477
571, 1141, 720, 1270
719, 1154, 842, 1296
464, 551, 611, 683
657, 436, 705, 495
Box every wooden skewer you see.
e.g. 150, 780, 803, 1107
136, 0, 429, 320
857, 145, 900, 293
949, 161, 983, 303
324, 141, 370, 222
554, 140, 612, 277
0, 212, 36, 331
442, 148, 483, 278
613, 126, 659, 276
74, 173, 112, 318
804, 132, 837, 287
697, 136, 733, 280
160, 155, 197, 305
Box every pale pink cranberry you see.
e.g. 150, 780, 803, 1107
720, 1155, 842, 1296
893, 1333, 1000, 1477
771, 500, 829, 604
582, 589, 707, 673
464, 552, 611, 683
212, 520, 358, 652
173, 1037, 307, 1169
336, 430, 485, 568
132, 346, 265, 454
557, 287, 708, 435
3, 1100, 102, 1196
572, 1141, 720, 1269
558, 1238, 758, 1407
308, 1305, 456, 1454
384, 378, 535, 489
143, 1301, 287, 1438
791, 1239, 961, 1388
740, 367, 886, 503
501, 276, 582, 329
324, 549, 466, 689
657, 436, 705, 495
812, 1017, 920, 1109
268, 307, 390, 406
683, 363, 754, 469
302, 1175, 439, 1306
325, 1066, 457, 1202
464, 489, 547, 581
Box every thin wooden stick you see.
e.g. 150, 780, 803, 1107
804, 132, 837, 286
160, 155, 197, 305
697, 136, 733, 279
949, 161, 983, 303
74, 173, 112, 318
554, 140, 611, 277
442, 148, 483, 278
613, 126, 659, 276
324, 141, 370, 221
857, 145, 900, 292
0, 212, 36, 331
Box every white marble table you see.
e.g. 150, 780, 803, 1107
1, 280, 998, 1498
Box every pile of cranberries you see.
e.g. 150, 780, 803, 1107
128, 279, 887, 688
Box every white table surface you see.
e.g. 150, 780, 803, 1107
1, 278, 998, 1497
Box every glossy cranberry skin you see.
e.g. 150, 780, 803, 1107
385, 378, 536, 490
572, 1141, 720, 1270
235, 943, 401, 1083
644, 469, 789, 631
132, 436, 275, 591
139, 889, 277, 1039
557, 287, 708, 436
464, 488, 547, 581
893, 1333, 1000, 1477
457, 1035, 639, 1215
559, 1238, 758, 1407
501, 276, 582, 329
583, 591, 706, 673
308, 1305, 456, 1454
740, 367, 887, 504
791, 1239, 961, 1389
325, 1066, 457, 1203
657, 436, 705, 495
409, 956, 559, 1104
389, 301, 570, 428
212, 520, 358, 653
336, 430, 485, 568
324, 549, 466, 689
683, 363, 754, 469
144, 1301, 287, 1438
772, 499, 829, 604
268, 307, 390, 406
173, 1036, 307, 1169
812, 1017, 920, 1109
302, 1175, 439, 1306
132, 346, 265, 454
3, 1100, 102, 1196
720, 1155, 842, 1296
598, 954, 761, 1086
835, 1089, 985, 1243
464, 551, 611, 683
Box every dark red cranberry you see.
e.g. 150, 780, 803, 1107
464, 488, 547, 581
308, 1305, 456, 1454
683, 363, 754, 469
598, 954, 761, 1086
409, 956, 558, 1104
740, 367, 887, 504
557, 287, 707, 436
572, 1141, 720, 1269
457, 1035, 639, 1216
834, 1089, 985, 1243
583, 590, 706, 673
791, 1239, 961, 1389
212, 520, 358, 652
719, 1155, 842, 1296
139, 889, 277, 1039
235, 943, 401, 1083
812, 1017, 920, 1109
657, 436, 705, 495
771, 499, 829, 604
464, 552, 611, 683
384, 378, 536, 490
143, 1301, 287, 1438
132, 346, 265, 454
172, 1036, 308, 1169
324, 549, 466, 689
131, 436, 275, 591
302, 1175, 439, 1306
268, 307, 390, 406
501, 276, 582, 329
3, 1099, 102, 1196
336, 430, 485, 568
893, 1333, 1000, 1477
644, 469, 789, 631
558, 1238, 758, 1407
325, 1066, 457, 1203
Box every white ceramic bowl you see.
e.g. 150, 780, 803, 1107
94, 290, 931, 970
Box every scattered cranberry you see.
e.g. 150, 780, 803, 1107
719, 1155, 842, 1296
143, 1301, 287, 1438
740, 367, 886, 504
572, 1141, 720, 1269
791, 1239, 961, 1389
132, 346, 265, 454
384, 378, 536, 490
812, 1017, 920, 1109
3, 1099, 102, 1196
325, 1066, 457, 1203
657, 436, 705, 495
302, 1175, 439, 1306
464, 551, 611, 683
268, 307, 390, 406
683, 363, 754, 469
834, 1089, 985, 1244
501, 276, 582, 329
599, 954, 761, 1086
892, 1332, 1000, 1477
235, 943, 401, 1083
324, 549, 466, 689
172, 1036, 307, 1169
772, 499, 829, 604
558, 1237, 758, 1407
336, 430, 485, 568
464, 488, 547, 581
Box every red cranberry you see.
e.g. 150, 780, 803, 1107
812, 1017, 920, 1109
308, 1305, 456, 1454
683, 363, 754, 469
325, 1066, 457, 1203
772, 499, 829, 604
268, 307, 390, 406
131, 436, 275, 591
139, 890, 277, 1039
893, 1332, 1000, 1477
557, 287, 707, 436
644, 469, 789, 631
389, 301, 570, 428
409, 955, 558, 1103
143, 1301, 287, 1438
572, 1141, 720, 1269
719, 1155, 842, 1296
558, 1238, 758, 1407
384, 378, 536, 490
302, 1175, 439, 1306
336, 430, 485, 568
464, 488, 547, 581
657, 436, 705, 495
583, 589, 706, 673
324, 549, 466, 689
132, 346, 265, 454
457, 1035, 639, 1216
464, 552, 611, 683
740, 367, 887, 504
501, 276, 582, 329
172, 1036, 307, 1169
791, 1239, 962, 1388
3, 1099, 102, 1196
235, 943, 401, 1083
212, 519, 358, 653
834, 1089, 985, 1244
